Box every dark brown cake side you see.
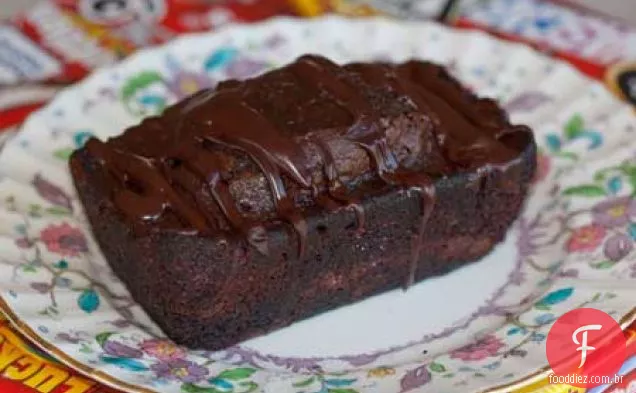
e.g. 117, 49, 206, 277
70, 55, 536, 350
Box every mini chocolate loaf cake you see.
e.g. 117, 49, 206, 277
70, 55, 536, 350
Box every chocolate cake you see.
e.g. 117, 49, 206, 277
70, 55, 536, 350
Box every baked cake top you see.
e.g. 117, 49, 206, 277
77, 55, 531, 246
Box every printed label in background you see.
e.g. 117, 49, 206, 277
453, 0, 636, 106
0, 26, 62, 84
606, 62, 636, 107
0, 0, 292, 128
0, 85, 60, 129
0, 316, 122, 393
340, 0, 452, 19
25, 2, 118, 66
289, 0, 457, 18
457, 0, 636, 65
601, 356, 636, 393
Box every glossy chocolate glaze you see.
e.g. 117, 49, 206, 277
83, 55, 531, 286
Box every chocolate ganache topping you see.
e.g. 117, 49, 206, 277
85, 55, 530, 285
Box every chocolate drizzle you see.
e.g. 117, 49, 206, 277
86, 55, 529, 288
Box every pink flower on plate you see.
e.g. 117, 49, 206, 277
40, 223, 88, 257
534, 152, 551, 183
450, 335, 505, 362
141, 338, 185, 361
567, 225, 606, 253
15, 238, 32, 248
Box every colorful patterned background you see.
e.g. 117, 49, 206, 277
0, 1, 635, 392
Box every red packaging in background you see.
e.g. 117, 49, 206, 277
0, 315, 123, 392
288, 0, 457, 19
288, 0, 636, 106
0, 0, 292, 131
5, 0, 292, 83
605, 61, 636, 107
451, 0, 636, 105
2, 0, 636, 136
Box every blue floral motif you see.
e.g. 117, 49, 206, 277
545, 114, 603, 160
53, 260, 69, 269
534, 313, 556, 325
204, 47, 239, 71
607, 177, 623, 195
73, 130, 94, 148
181, 367, 258, 392
101, 355, 149, 372
209, 377, 233, 390
534, 16, 560, 31
78, 288, 100, 313
138, 94, 166, 107
507, 327, 528, 336
628, 223, 636, 241
482, 361, 501, 370
324, 378, 356, 387
534, 287, 574, 310
545, 134, 561, 152
529, 332, 546, 342
54, 277, 72, 288
576, 131, 603, 150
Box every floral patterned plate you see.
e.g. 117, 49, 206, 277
0, 16, 635, 393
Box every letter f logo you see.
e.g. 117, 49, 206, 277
572, 324, 602, 368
